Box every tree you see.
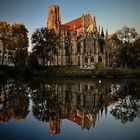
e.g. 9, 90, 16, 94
117, 26, 139, 44
10, 23, 29, 66
110, 80, 140, 124
132, 39, 140, 67
108, 26, 140, 68
27, 53, 39, 70
0, 21, 29, 67
106, 33, 122, 67
31, 27, 60, 67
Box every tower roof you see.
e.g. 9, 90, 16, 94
101, 27, 105, 38
93, 16, 96, 26
48, 5, 59, 8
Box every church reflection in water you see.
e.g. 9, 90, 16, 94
31, 79, 140, 135
0, 78, 140, 135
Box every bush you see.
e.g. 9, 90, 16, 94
95, 63, 106, 77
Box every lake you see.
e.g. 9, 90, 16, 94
0, 78, 140, 140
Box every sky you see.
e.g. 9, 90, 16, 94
0, 0, 140, 38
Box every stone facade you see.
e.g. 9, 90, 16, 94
46, 5, 107, 69
0, 39, 15, 67
47, 5, 61, 35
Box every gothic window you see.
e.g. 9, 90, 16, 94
78, 83, 80, 91
85, 56, 88, 63
65, 40, 70, 56
100, 44, 103, 53
83, 39, 86, 53
77, 41, 81, 54
100, 40, 104, 54
65, 91, 70, 102
84, 85, 88, 91
98, 56, 102, 63
78, 56, 80, 66
91, 57, 94, 62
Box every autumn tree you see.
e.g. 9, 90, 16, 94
0, 21, 29, 67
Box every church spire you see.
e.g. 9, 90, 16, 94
98, 25, 100, 34
93, 16, 96, 27
101, 27, 104, 38
106, 28, 108, 39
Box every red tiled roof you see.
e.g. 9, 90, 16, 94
67, 114, 82, 126
61, 17, 82, 31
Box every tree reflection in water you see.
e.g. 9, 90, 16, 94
0, 78, 140, 135
110, 80, 140, 124
0, 79, 30, 122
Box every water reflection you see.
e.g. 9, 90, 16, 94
0, 79, 29, 122
110, 80, 140, 123
30, 79, 140, 135
0, 78, 140, 136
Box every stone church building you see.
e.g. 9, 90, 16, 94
47, 5, 107, 69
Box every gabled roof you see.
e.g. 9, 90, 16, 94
67, 114, 82, 126
61, 17, 82, 31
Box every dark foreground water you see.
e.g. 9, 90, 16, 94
0, 78, 140, 140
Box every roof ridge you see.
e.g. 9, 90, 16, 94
62, 16, 82, 25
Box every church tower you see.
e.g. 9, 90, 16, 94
47, 5, 61, 35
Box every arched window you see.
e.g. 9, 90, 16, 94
77, 41, 81, 54
100, 40, 105, 53
91, 57, 94, 62
85, 56, 88, 63
65, 39, 70, 55
98, 56, 102, 63
78, 56, 80, 66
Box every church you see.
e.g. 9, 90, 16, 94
47, 5, 107, 69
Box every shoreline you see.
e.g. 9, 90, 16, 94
1, 66, 140, 79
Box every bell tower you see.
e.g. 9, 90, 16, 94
47, 5, 61, 35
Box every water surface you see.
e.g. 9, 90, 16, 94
0, 78, 140, 140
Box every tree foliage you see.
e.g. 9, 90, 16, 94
31, 27, 60, 66
108, 26, 140, 68
116, 26, 140, 44
0, 21, 29, 67
10, 23, 28, 66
